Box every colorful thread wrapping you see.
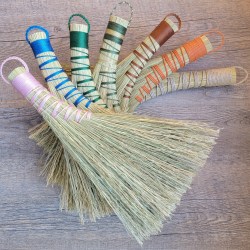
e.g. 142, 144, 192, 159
129, 66, 248, 112
116, 13, 181, 111
69, 14, 106, 107
131, 31, 224, 106
93, 13, 129, 112
8, 67, 92, 123
25, 26, 106, 113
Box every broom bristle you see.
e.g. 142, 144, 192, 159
23, 79, 219, 244
10, 67, 113, 220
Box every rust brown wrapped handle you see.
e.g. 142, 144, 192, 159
150, 13, 181, 46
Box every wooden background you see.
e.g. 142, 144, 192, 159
0, 0, 250, 249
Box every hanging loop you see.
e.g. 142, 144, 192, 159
26, 25, 50, 44
68, 14, 91, 32
111, 1, 133, 25
165, 13, 182, 31
0, 56, 29, 84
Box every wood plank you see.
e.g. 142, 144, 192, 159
0, 0, 250, 249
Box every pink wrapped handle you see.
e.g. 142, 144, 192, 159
1, 56, 43, 97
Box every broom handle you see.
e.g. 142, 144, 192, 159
117, 13, 181, 111
25, 26, 107, 113
128, 66, 248, 112
1, 57, 92, 123
68, 14, 106, 107
92, 2, 132, 111
131, 31, 225, 104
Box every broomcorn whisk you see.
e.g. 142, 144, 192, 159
27, 29, 224, 219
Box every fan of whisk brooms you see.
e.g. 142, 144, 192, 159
24, 11, 182, 222
2, 56, 219, 244
28, 25, 223, 222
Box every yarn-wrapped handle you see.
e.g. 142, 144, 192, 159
1, 57, 92, 122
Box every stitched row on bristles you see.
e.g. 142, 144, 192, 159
69, 14, 106, 107
116, 15, 180, 111
7, 65, 219, 244
129, 66, 239, 112
26, 26, 109, 114
128, 34, 213, 111
93, 15, 129, 112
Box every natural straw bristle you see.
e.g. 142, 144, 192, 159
30, 87, 219, 244
12, 67, 219, 244
28, 120, 112, 220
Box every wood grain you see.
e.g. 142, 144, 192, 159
0, 0, 250, 249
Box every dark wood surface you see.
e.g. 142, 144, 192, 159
0, 0, 250, 249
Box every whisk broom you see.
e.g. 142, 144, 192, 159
1, 57, 219, 244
